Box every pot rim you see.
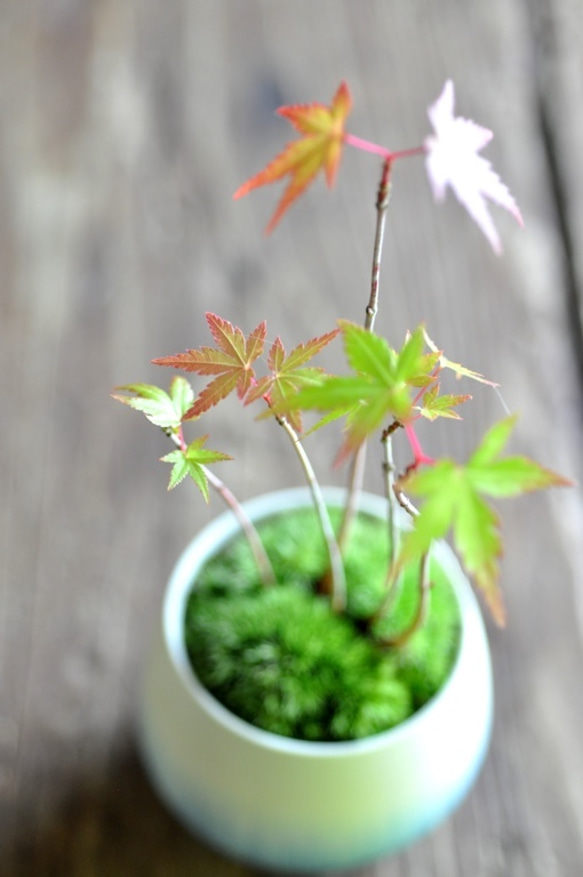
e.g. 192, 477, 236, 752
162, 486, 486, 757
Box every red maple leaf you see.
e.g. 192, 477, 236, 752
153, 313, 266, 418
234, 82, 352, 232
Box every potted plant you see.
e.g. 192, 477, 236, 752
115, 80, 568, 872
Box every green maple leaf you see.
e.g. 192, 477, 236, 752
113, 377, 195, 429
398, 416, 571, 625
161, 436, 232, 499
416, 384, 471, 421
247, 330, 339, 432
279, 322, 437, 457
153, 313, 266, 418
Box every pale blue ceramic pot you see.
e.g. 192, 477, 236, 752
139, 488, 493, 873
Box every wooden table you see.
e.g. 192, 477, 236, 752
2, 2, 582, 874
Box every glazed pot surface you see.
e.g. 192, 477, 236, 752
139, 487, 493, 872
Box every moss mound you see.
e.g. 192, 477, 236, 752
184, 507, 460, 742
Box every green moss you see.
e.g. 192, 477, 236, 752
184, 507, 460, 742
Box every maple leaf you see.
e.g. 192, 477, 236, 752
153, 313, 266, 419
422, 329, 498, 386
397, 416, 570, 624
246, 330, 339, 432
424, 80, 523, 254
161, 435, 232, 499
416, 384, 471, 421
113, 377, 195, 429
279, 323, 435, 460
233, 82, 352, 233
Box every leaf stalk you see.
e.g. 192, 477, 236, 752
166, 429, 275, 587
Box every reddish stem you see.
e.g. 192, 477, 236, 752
343, 133, 391, 159
344, 133, 426, 163
389, 145, 427, 161
404, 423, 434, 468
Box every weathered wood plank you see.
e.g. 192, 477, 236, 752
527, 0, 583, 380
1, 2, 581, 874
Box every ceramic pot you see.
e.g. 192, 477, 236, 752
139, 487, 493, 873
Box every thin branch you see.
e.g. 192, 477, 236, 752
275, 414, 347, 612
202, 465, 276, 587
337, 442, 367, 553
393, 483, 419, 520
381, 423, 401, 571
338, 158, 393, 550
377, 550, 432, 650
165, 429, 275, 587
364, 157, 393, 333
368, 472, 418, 627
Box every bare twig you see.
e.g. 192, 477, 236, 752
337, 442, 367, 553
377, 551, 432, 650
338, 158, 393, 550
165, 429, 275, 586
381, 422, 401, 571
202, 465, 276, 587
275, 414, 347, 612
367, 466, 418, 627
393, 483, 419, 520
365, 158, 393, 333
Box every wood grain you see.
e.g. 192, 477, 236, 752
1, 2, 582, 874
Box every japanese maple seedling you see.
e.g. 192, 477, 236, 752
116, 79, 568, 638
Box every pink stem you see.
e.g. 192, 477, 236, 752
344, 133, 426, 163
389, 145, 427, 161
404, 423, 434, 468
343, 133, 391, 159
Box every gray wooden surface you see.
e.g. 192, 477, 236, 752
2, 2, 583, 874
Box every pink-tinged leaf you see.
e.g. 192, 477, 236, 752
423, 329, 498, 386
416, 384, 471, 421
187, 372, 243, 416
246, 330, 339, 432
153, 313, 266, 418
233, 82, 352, 233
267, 335, 286, 374
272, 323, 437, 462
266, 321, 483, 468
206, 313, 266, 366
280, 329, 339, 370
408, 352, 441, 388
424, 80, 523, 253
